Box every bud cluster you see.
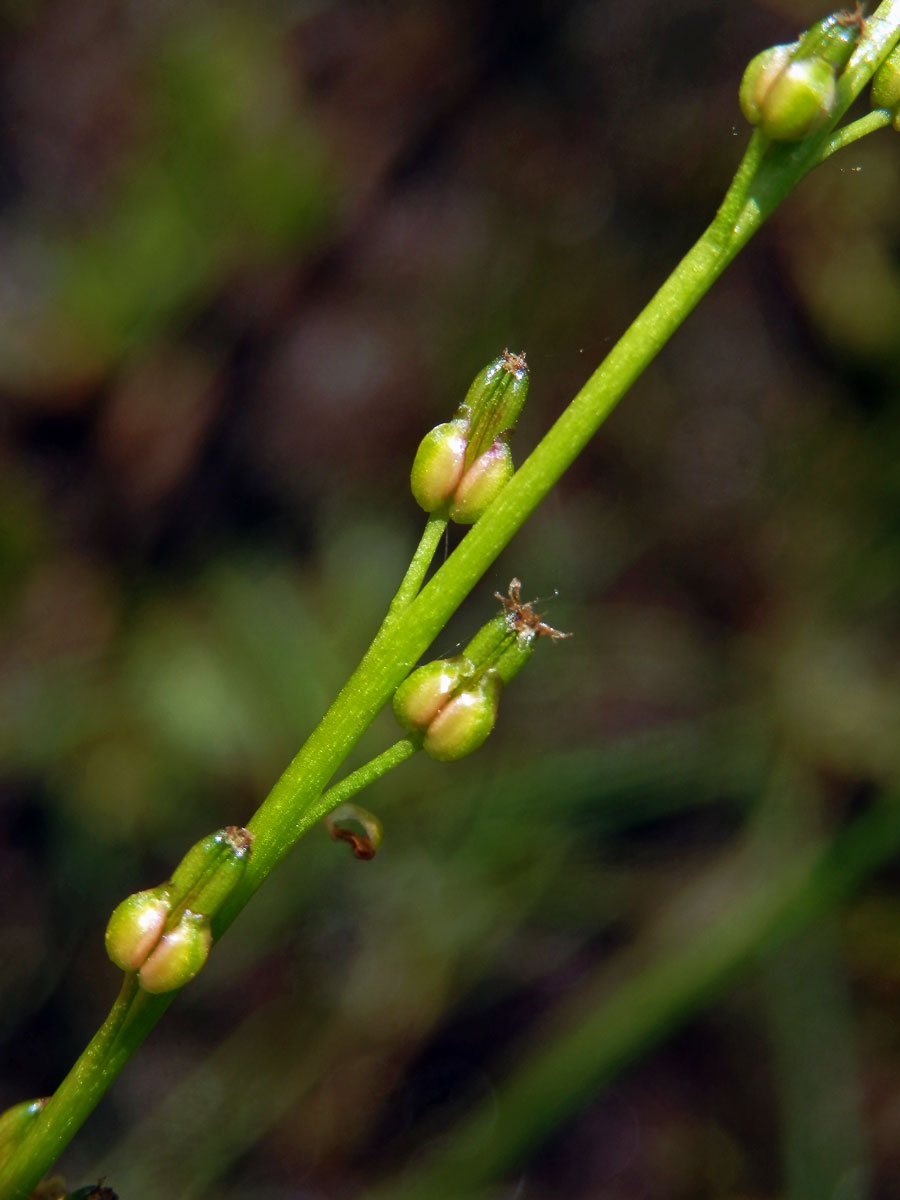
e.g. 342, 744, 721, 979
105, 825, 253, 994
739, 8, 864, 142
411, 350, 529, 524
393, 579, 567, 760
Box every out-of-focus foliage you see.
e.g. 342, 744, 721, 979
2, 2, 900, 1198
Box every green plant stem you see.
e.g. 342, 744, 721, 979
385, 514, 448, 620
3, 6, 898, 1194
0, 976, 143, 1198
819, 107, 894, 159
0, 741, 419, 1200
316, 736, 420, 824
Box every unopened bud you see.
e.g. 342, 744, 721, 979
423, 670, 503, 761
169, 825, 253, 918
137, 910, 212, 994
410, 350, 528, 522
758, 57, 837, 141
872, 45, 900, 130
739, 9, 863, 142
105, 887, 170, 972
739, 43, 796, 125
0, 1097, 48, 1156
449, 439, 514, 524
461, 349, 529, 462
392, 579, 567, 762
410, 416, 469, 513
393, 655, 473, 733
105, 826, 252, 993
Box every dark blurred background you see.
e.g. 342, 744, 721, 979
2, 0, 900, 1197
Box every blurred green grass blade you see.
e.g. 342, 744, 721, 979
764, 926, 870, 1200
364, 794, 900, 1200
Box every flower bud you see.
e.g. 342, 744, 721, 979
461, 349, 529, 463
0, 1097, 48, 1156
105, 887, 171, 972
872, 46, 900, 130
422, 670, 503, 761
758, 57, 837, 141
169, 825, 253, 918
393, 579, 567, 761
105, 826, 251, 992
449, 439, 514, 524
137, 910, 212, 994
410, 416, 469, 512
739, 43, 796, 125
739, 10, 863, 142
393, 656, 473, 732
410, 350, 528, 521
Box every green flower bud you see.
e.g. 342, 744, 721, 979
461, 349, 529, 463
168, 825, 253, 918
105, 826, 251, 993
137, 910, 212, 994
423, 670, 503, 761
410, 416, 469, 512
410, 350, 528, 517
0, 1097, 48, 1156
393, 579, 568, 762
105, 887, 171, 972
449, 439, 514, 524
739, 9, 863, 142
872, 46, 900, 130
393, 655, 473, 732
759, 57, 837, 141
739, 43, 796, 125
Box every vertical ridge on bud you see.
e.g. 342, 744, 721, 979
461, 349, 529, 463
168, 824, 253, 918
137, 910, 212, 994
393, 655, 473, 732
105, 887, 171, 972
423, 670, 503, 761
449, 439, 514, 524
